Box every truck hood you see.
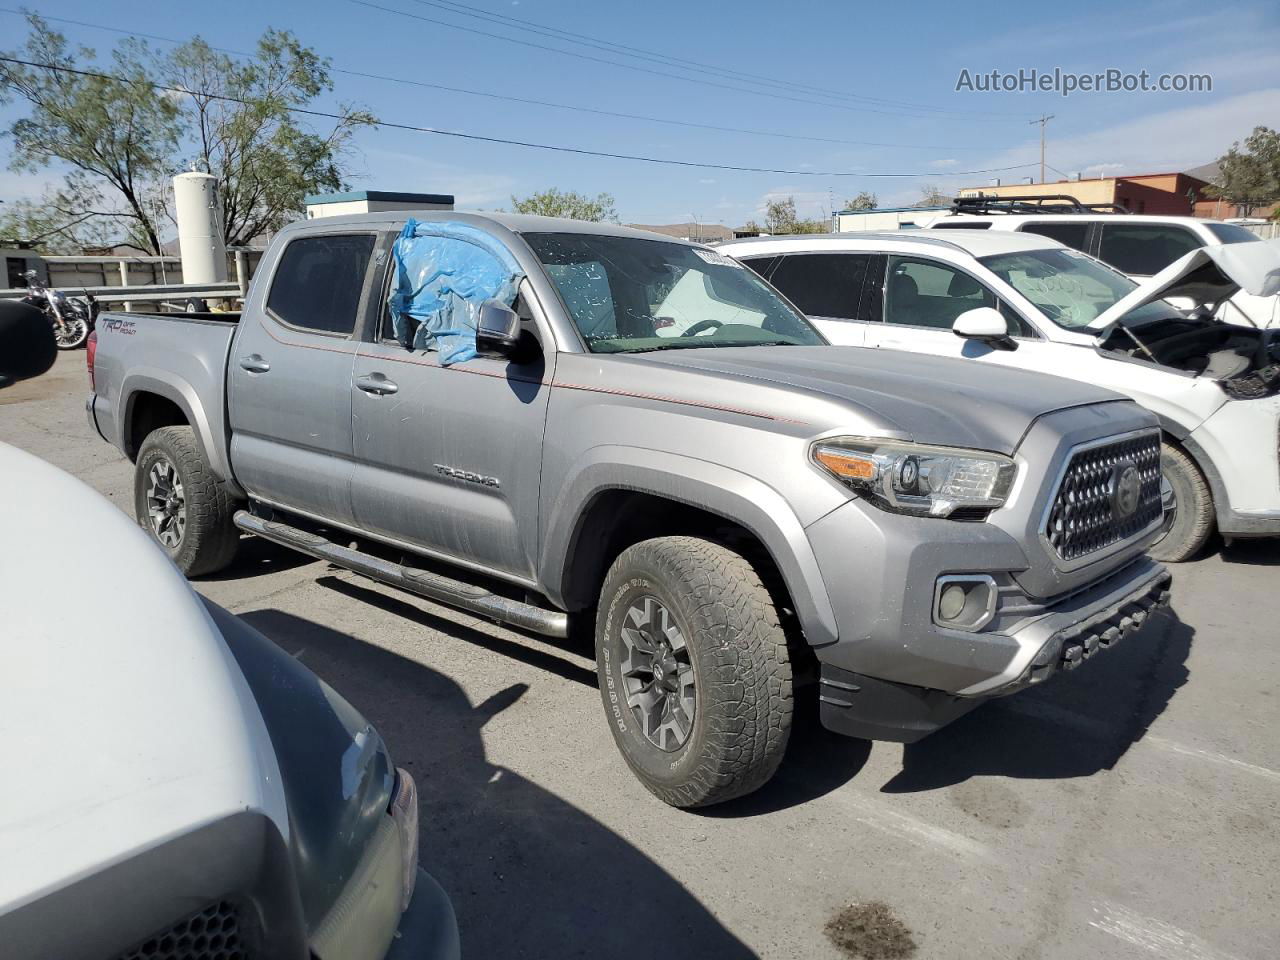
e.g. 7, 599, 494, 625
648, 345, 1122, 454
1088, 237, 1280, 333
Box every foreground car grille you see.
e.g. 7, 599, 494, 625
116, 901, 250, 960
1044, 430, 1162, 563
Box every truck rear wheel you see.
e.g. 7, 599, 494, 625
134, 426, 239, 577
595, 536, 793, 808
1149, 443, 1214, 563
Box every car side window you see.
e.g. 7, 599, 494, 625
1020, 221, 1090, 252
883, 256, 996, 329
767, 253, 870, 321
737, 255, 779, 280
1097, 223, 1202, 276
266, 234, 376, 336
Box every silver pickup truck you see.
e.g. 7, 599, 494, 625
88, 212, 1172, 807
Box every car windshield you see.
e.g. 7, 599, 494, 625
523, 232, 824, 353
980, 248, 1172, 330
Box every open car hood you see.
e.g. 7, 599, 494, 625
1087, 237, 1280, 333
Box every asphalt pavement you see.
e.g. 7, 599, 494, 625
4, 352, 1278, 959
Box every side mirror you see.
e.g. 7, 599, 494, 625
475, 299, 527, 361
952, 306, 1017, 351
0, 300, 57, 387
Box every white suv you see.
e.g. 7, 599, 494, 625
923, 202, 1277, 328
720, 230, 1280, 561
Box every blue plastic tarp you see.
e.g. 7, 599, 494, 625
387, 219, 525, 365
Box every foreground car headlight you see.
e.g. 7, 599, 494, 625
812, 437, 1017, 518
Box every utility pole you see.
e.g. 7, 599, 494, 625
1030, 115, 1054, 183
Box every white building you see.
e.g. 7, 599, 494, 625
304, 191, 455, 219
833, 205, 950, 232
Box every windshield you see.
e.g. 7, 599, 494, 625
980, 248, 1172, 329
523, 232, 824, 353
1205, 222, 1263, 244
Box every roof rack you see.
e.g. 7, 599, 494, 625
949, 194, 1131, 216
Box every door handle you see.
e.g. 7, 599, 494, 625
355, 373, 398, 396
239, 354, 270, 373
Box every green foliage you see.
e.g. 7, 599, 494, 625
510, 188, 619, 222
164, 31, 374, 245
0, 13, 375, 252
844, 191, 878, 211
763, 196, 827, 235
1208, 127, 1280, 218
0, 14, 182, 253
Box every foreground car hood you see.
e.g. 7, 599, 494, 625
1089, 237, 1280, 332
0, 443, 289, 914
648, 345, 1121, 454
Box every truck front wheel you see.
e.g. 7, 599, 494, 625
134, 426, 239, 577
595, 536, 793, 808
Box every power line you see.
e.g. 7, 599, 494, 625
0, 10, 1028, 151
0, 56, 1041, 179
351, 0, 1028, 123
0, 10, 1007, 152
405, 0, 1023, 119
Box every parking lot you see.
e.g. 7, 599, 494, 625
6, 351, 1279, 959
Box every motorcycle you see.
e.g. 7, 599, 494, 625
20, 269, 97, 350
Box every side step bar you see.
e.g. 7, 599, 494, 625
233, 510, 569, 638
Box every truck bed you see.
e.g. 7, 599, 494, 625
90, 310, 242, 482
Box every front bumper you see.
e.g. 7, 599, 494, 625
817, 559, 1171, 743
385, 868, 461, 960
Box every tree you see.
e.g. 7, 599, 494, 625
844, 191, 878, 211
0, 15, 182, 253
763, 196, 827, 235
0, 14, 374, 252
1207, 127, 1280, 218
163, 33, 374, 246
511, 188, 618, 222
916, 184, 950, 208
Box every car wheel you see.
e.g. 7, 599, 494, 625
596, 536, 793, 808
1148, 443, 1214, 563
134, 426, 239, 576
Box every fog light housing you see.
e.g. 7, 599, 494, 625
933, 575, 997, 632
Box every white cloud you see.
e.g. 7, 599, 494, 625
931, 158, 959, 168
698, 178, 717, 185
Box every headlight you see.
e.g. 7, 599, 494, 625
812, 437, 1016, 518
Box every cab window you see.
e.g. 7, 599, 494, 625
1097, 223, 1202, 276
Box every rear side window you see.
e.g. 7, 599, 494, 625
767, 253, 870, 320
931, 220, 992, 230
266, 234, 376, 335
1020, 221, 1090, 251
1097, 223, 1202, 276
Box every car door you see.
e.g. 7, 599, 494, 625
348, 248, 553, 581
860, 254, 1051, 367
228, 231, 379, 527
739, 252, 875, 346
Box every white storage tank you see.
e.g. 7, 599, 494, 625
173, 172, 228, 284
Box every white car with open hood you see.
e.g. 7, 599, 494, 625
721, 230, 1280, 562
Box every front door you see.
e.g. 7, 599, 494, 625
228, 231, 379, 527
349, 273, 553, 581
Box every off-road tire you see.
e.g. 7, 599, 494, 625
134, 426, 239, 576
596, 536, 793, 808
1149, 442, 1214, 563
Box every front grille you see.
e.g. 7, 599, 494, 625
1044, 431, 1162, 562
116, 901, 250, 960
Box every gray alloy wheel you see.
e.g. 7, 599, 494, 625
145, 457, 187, 548
618, 595, 697, 751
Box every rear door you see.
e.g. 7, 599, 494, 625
228, 230, 379, 526
348, 248, 553, 581
743, 252, 876, 345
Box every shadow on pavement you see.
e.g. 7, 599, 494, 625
316, 575, 597, 686
238, 608, 755, 959
198, 534, 317, 581
1218, 537, 1280, 566
881, 610, 1193, 793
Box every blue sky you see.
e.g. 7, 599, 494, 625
2, 0, 1277, 229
